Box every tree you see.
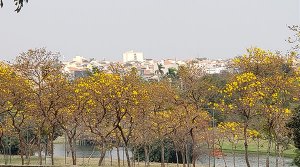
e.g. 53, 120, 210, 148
0, 0, 28, 12
288, 25, 300, 51
180, 105, 211, 167
79, 68, 148, 167
231, 47, 296, 167
165, 67, 178, 82
79, 72, 120, 166
149, 110, 173, 167
217, 122, 259, 167
112, 69, 149, 167
14, 48, 66, 165
0, 62, 33, 165
56, 77, 83, 165
217, 122, 243, 167
288, 106, 300, 166
177, 63, 209, 110
177, 63, 224, 167
219, 70, 263, 167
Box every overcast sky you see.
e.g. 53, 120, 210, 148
0, 0, 299, 61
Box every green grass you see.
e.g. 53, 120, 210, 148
218, 140, 297, 158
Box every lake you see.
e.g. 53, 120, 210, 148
53, 144, 296, 167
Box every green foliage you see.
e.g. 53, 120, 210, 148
86, 66, 102, 76
287, 106, 300, 166
156, 63, 165, 76
135, 140, 191, 163
166, 68, 178, 79
288, 106, 300, 149
0, 136, 19, 155
294, 150, 300, 167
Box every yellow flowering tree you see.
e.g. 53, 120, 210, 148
0, 62, 34, 165
80, 68, 148, 167
131, 81, 176, 167
55, 77, 89, 166
219, 70, 262, 167
217, 122, 259, 167
79, 72, 122, 166
230, 47, 296, 167
177, 64, 222, 167
14, 48, 68, 165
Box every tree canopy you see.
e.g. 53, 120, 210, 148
0, 47, 300, 167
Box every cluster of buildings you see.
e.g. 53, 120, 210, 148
63, 50, 229, 79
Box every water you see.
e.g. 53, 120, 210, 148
53, 144, 131, 159
198, 153, 296, 167
53, 144, 296, 167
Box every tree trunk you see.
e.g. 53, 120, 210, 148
25, 130, 30, 165
50, 133, 54, 165
219, 143, 227, 167
221, 154, 228, 167
123, 146, 125, 166
98, 144, 107, 166
176, 150, 179, 167
191, 143, 196, 167
266, 137, 272, 167
243, 124, 251, 167
110, 150, 113, 166
185, 144, 190, 167
19, 135, 25, 165
124, 145, 131, 167
45, 139, 47, 165
281, 147, 285, 167
117, 147, 121, 167
207, 143, 210, 167
232, 143, 236, 167
27, 143, 31, 165
161, 140, 165, 167
68, 137, 77, 165
275, 142, 279, 167
190, 130, 196, 167
88, 145, 96, 165
133, 147, 136, 167
148, 145, 151, 167
37, 131, 42, 165
138, 151, 140, 166
144, 146, 147, 167
257, 138, 260, 167
181, 150, 186, 167
144, 145, 148, 167
20, 144, 25, 165
192, 158, 196, 167
2, 140, 7, 165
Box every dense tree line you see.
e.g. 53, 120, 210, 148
0, 48, 300, 167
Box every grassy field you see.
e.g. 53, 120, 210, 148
219, 140, 297, 158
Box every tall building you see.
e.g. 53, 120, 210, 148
123, 50, 144, 63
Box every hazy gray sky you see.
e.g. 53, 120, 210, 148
0, 0, 299, 61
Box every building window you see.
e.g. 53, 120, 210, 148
134, 54, 137, 61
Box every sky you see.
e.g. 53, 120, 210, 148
0, 0, 299, 62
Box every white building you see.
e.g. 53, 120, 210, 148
205, 67, 227, 74
123, 50, 144, 63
